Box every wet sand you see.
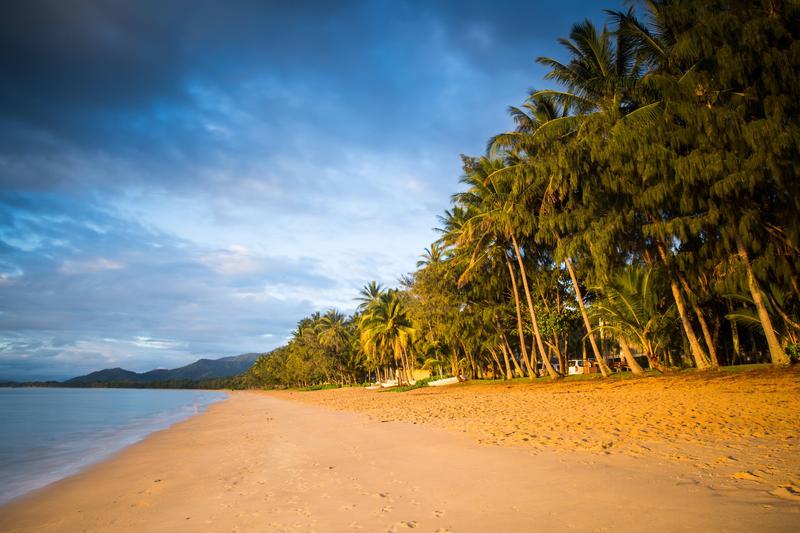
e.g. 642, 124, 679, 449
1, 370, 799, 532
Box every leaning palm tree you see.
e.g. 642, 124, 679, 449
530, 16, 714, 371
726, 285, 800, 359
492, 92, 620, 377
453, 156, 561, 379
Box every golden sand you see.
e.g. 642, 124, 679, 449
0, 368, 798, 532
282, 367, 800, 501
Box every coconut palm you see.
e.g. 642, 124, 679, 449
489, 91, 622, 376
359, 291, 415, 385
535, 18, 639, 120
453, 156, 561, 379
315, 309, 354, 385
533, 15, 718, 371
355, 281, 385, 312
417, 243, 445, 268
591, 266, 675, 371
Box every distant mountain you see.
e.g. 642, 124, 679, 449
63, 353, 260, 386
64, 368, 144, 385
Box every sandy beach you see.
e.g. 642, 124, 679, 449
286, 367, 800, 494
1, 370, 799, 532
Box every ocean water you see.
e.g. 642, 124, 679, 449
0, 387, 227, 504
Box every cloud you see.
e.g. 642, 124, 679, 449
0, 0, 620, 380
0, 194, 338, 379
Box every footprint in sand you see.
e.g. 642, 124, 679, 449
732, 471, 763, 482
432, 510, 444, 518
770, 484, 800, 502
388, 521, 417, 531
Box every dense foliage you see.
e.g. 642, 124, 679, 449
245, 0, 799, 389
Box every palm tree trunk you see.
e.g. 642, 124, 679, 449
677, 275, 719, 369
501, 334, 525, 378
736, 235, 789, 365
791, 276, 800, 301
511, 235, 561, 379
397, 346, 409, 385
563, 255, 612, 377
449, 349, 459, 377
645, 344, 668, 372
489, 348, 505, 379
728, 314, 742, 365
505, 253, 534, 379
669, 279, 711, 369
695, 306, 719, 368
656, 242, 711, 369
404, 346, 415, 384
582, 340, 588, 373
495, 328, 514, 379
551, 334, 566, 374
618, 336, 644, 375
527, 337, 541, 377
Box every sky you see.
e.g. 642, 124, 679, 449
0, 0, 622, 380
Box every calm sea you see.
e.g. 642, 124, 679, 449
0, 387, 227, 504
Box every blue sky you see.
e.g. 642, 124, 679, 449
0, 0, 622, 380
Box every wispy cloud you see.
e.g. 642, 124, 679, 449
60, 258, 124, 275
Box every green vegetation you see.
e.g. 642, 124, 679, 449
244, 0, 799, 390
386, 376, 441, 393
0, 376, 247, 390
300, 383, 343, 392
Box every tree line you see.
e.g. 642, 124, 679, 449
245, 0, 799, 389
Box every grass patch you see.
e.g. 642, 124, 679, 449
300, 364, 781, 393
384, 376, 440, 392
456, 362, 789, 390
715, 363, 771, 374
299, 383, 342, 391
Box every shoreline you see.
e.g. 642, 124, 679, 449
1, 385, 799, 532
0, 389, 228, 507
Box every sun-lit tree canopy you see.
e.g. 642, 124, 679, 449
245, 0, 799, 389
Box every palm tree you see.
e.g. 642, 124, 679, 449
359, 291, 416, 385
535, 19, 639, 120
453, 156, 561, 379
490, 91, 619, 376
727, 284, 800, 357
435, 201, 535, 377
316, 309, 353, 385
591, 266, 674, 372
355, 281, 385, 312
533, 16, 718, 371
417, 243, 444, 268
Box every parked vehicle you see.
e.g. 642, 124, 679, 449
567, 359, 601, 375
607, 357, 630, 372
536, 359, 561, 374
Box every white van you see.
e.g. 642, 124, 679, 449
567, 359, 601, 375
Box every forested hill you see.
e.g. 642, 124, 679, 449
59, 353, 261, 387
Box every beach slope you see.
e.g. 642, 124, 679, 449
0, 388, 798, 532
